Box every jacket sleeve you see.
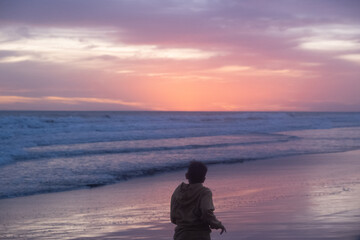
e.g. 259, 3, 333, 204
200, 189, 224, 229
170, 188, 177, 224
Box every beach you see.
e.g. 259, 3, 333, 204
2, 0, 360, 238
1, 149, 359, 240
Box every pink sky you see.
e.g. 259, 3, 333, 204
0, 0, 359, 111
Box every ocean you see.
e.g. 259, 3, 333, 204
1, 111, 360, 199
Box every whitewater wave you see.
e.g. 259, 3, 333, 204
1, 111, 360, 198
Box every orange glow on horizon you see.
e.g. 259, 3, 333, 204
131, 69, 307, 111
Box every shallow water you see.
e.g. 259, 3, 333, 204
210, 151, 360, 240
1, 150, 359, 239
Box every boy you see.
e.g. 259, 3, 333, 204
171, 161, 226, 240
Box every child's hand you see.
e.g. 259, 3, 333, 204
220, 225, 227, 235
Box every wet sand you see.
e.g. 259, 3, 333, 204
1, 150, 360, 239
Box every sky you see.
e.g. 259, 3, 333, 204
0, 0, 359, 111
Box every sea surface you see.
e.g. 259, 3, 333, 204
1, 111, 360, 199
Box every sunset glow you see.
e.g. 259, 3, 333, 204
0, 0, 359, 111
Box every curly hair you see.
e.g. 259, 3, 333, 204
186, 161, 208, 183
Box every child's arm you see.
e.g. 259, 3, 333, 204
170, 187, 179, 224
200, 189, 226, 233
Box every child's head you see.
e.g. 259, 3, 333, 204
186, 161, 208, 184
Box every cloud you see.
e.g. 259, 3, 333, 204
0, 95, 144, 108
211, 65, 308, 78
299, 39, 360, 52
43, 96, 142, 107
0, 26, 223, 71
214, 65, 252, 72
0, 55, 33, 63
282, 24, 360, 53
0, 95, 37, 104
337, 54, 360, 65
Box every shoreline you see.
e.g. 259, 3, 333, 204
2, 147, 359, 200
1, 150, 360, 239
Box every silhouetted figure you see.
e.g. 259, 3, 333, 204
171, 161, 226, 240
